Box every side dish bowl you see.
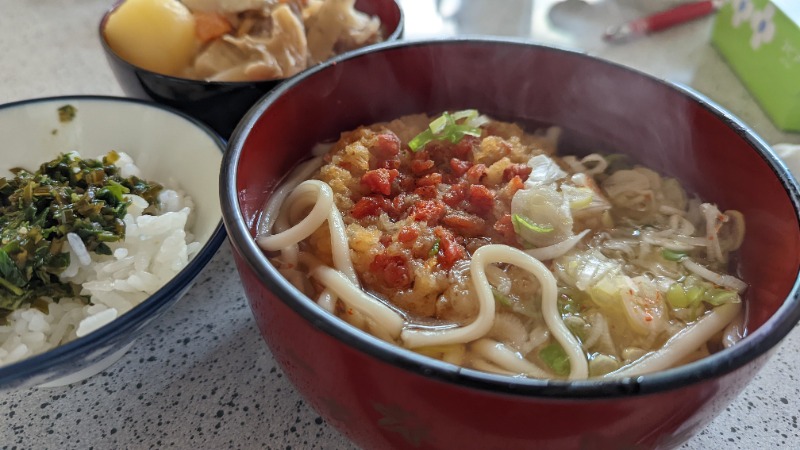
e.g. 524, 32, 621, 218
221, 39, 800, 449
99, 0, 404, 138
0, 96, 226, 391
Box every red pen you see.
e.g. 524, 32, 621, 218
603, 0, 720, 43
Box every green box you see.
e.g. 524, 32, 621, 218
712, 0, 800, 132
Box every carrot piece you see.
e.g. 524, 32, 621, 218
193, 11, 232, 44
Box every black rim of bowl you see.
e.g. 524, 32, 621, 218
98, 0, 405, 87
0, 95, 227, 387
222, 38, 800, 399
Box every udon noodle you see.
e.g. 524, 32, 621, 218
257, 111, 747, 380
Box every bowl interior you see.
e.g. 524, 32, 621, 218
0, 96, 225, 389
229, 40, 800, 389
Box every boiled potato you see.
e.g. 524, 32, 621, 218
105, 0, 197, 76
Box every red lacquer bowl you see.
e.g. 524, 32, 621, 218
220, 39, 800, 449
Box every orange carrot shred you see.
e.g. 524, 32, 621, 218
193, 11, 232, 44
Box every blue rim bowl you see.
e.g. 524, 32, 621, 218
0, 95, 226, 391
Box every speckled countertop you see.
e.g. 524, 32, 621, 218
1, 1, 799, 449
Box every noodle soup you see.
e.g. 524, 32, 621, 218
257, 110, 747, 380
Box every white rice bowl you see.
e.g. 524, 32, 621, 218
0, 152, 200, 367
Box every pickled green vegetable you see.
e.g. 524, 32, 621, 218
0, 151, 162, 318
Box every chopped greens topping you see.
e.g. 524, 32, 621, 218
705, 288, 739, 306
539, 342, 571, 376
491, 288, 513, 307
57, 104, 77, 123
0, 151, 162, 319
511, 214, 554, 234
665, 276, 739, 310
661, 248, 687, 261
428, 239, 440, 258
408, 110, 483, 152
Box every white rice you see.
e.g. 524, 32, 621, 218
0, 153, 200, 367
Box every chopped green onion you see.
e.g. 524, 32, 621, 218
686, 285, 706, 305
512, 214, 554, 234
661, 248, 687, 261
666, 283, 690, 308
449, 124, 482, 139
408, 110, 483, 152
491, 288, 513, 307
428, 239, 440, 257
428, 114, 449, 134
667, 278, 728, 308
539, 342, 571, 377
408, 129, 435, 152
667, 277, 739, 310
450, 109, 478, 121
705, 288, 738, 306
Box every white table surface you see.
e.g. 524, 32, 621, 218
1, 1, 799, 449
